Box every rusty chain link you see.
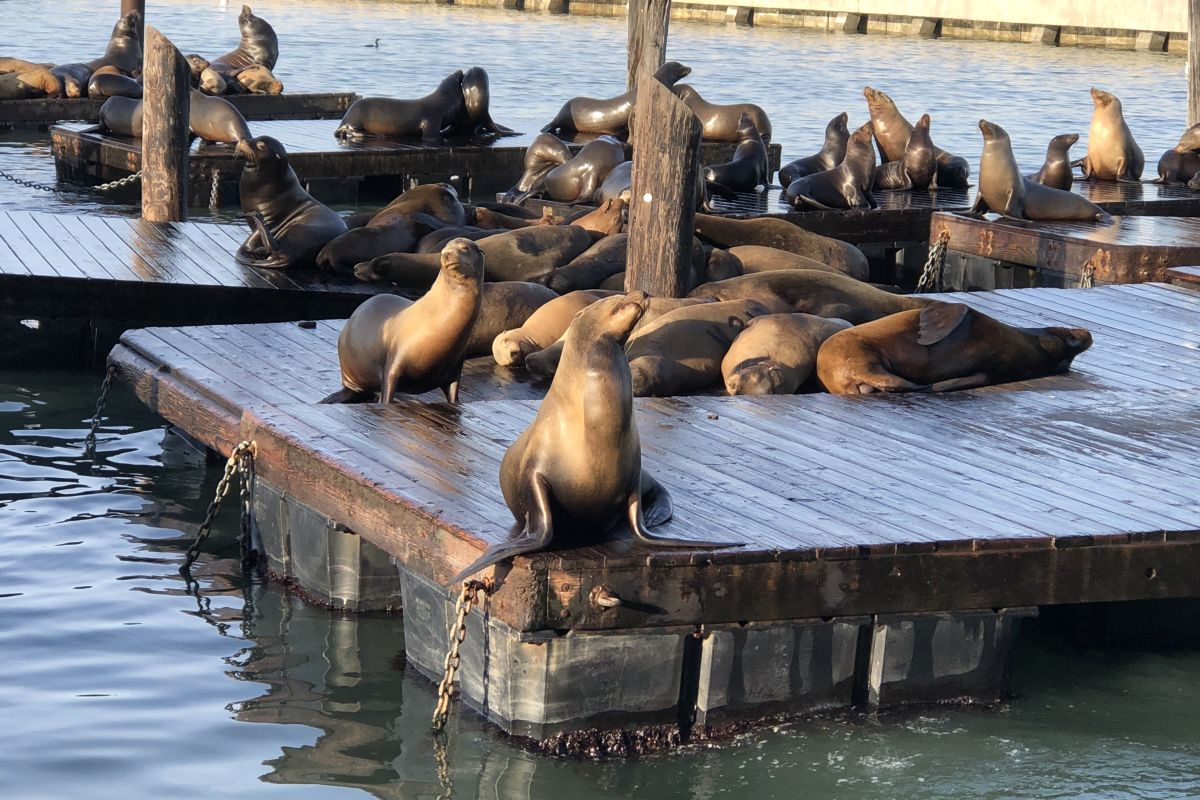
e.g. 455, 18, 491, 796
430, 579, 490, 734
84, 364, 117, 457
1079, 256, 1097, 289
180, 441, 258, 575
209, 169, 221, 211
916, 229, 950, 293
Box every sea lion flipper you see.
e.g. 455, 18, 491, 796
449, 473, 555, 583
917, 302, 970, 345
639, 471, 674, 528
318, 387, 373, 404
628, 481, 742, 549
931, 373, 990, 392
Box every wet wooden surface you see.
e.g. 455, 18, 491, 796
110, 283, 1200, 631
934, 212, 1200, 284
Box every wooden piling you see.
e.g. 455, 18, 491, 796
1190, 0, 1200, 126
625, 73, 701, 297
627, 0, 671, 92
140, 26, 190, 223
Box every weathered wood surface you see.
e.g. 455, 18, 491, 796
1190, 0, 1200, 127
933, 212, 1200, 284
140, 26, 190, 222
0, 93, 357, 130
627, 0, 670, 91
110, 284, 1200, 632
1168, 266, 1200, 288
626, 75, 701, 296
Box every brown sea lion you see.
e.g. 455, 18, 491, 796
815, 302, 1093, 395
232, 64, 283, 95
49, 63, 92, 98
722, 313, 852, 395
0, 69, 63, 99
474, 207, 550, 230
1078, 88, 1143, 182
779, 112, 849, 187
466, 281, 558, 358
190, 90, 252, 143
670, 84, 772, 143
694, 213, 868, 279
503, 134, 626, 204
98, 96, 143, 137
199, 67, 228, 95
335, 70, 466, 141
569, 197, 626, 235
372, 183, 466, 227
968, 120, 1107, 222
785, 122, 877, 210
690, 270, 932, 324
235, 136, 348, 269
626, 299, 775, 396
595, 160, 634, 205
453, 291, 740, 583
315, 219, 428, 273
87, 11, 142, 74
325, 238, 483, 405
717, 244, 866, 280
87, 71, 141, 99
872, 113, 936, 191
209, 5, 279, 75
1027, 133, 1079, 190
492, 289, 617, 366
0, 58, 52, 74
357, 225, 596, 288
541, 61, 691, 137
546, 234, 629, 293
1175, 123, 1200, 154
459, 66, 519, 137
863, 86, 970, 188
417, 226, 503, 254
1155, 149, 1200, 186
704, 113, 770, 193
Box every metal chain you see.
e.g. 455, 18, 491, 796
0, 168, 141, 194
209, 169, 221, 211
430, 579, 489, 734
916, 229, 950, 293
1079, 257, 1097, 289
180, 441, 258, 575
84, 364, 117, 456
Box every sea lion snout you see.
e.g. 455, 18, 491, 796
440, 238, 485, 283
726, 362, 783, 396
234, 138, 255, 161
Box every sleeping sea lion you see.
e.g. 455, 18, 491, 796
722, 313, 852, 395
0, 58, 52, 75
1027, 133, 1079, 190
670, 84, 772, 142
569, 197, 626, 236
98, 96, 143, 137
815, 302, 1093, 395
324, 238, 483, 405
190, 90, 252, 143
693, 213, 869, 278
1078, 88, 1143, 182
690, 270, 932, 324
785, 122, 877, 210
334, 70, 466, 142
492, 289, 617, 366
466, 282, 558, 358
88, 71, 141, 99
503, 133, 626, 204
0, 69, 63, 99
235, 136, 348, 269
49, 63, 92, 98
716, 244, 866, 280
704, 112, 770, 193
541, 61, 691, 137
452, 291, 740, 583
232, 64, 283, 95
872, 113, 936, 191
546, 234, 629, 293
199, 67, 228, 96
778, 112, 849, 187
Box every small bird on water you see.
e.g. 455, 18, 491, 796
364, 38, 380, 48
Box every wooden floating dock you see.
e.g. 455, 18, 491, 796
107, 282, 1200, 742
0, 92, 358, 131
0, 210, 379, 369
50, 118, 783, 206
933, 212, 1200, 287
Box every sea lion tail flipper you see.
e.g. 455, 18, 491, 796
448, 474, 556, 584
792, 193, 836, 211
639, 472, 674, 527
853, 368, 931, 394
318, 387, 373, 404
930, 373, 990, 392
628, 482, 742, 549
964, 195, 989, 217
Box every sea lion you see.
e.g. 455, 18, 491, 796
704, 113, 770, 193
690, 270, 932, 324
815, 302, 1093, 395
357, 225, 596, 288
1155, 148, 1200, 185
694, 213, 869, 279
0, 69, 63, 99
326, 238, 483, 405
335, 70, 466, 142
232, 64, 283, 95
235, 136, 348, 269
87, 72, 141, 99
199, 67, 228, 95
503, 133, 626, 204
0, 58, 52, 75
872, 113, 936, 191
98, 96, 143, 138
785, 122, 877, 210
186, 54, 210, 79
315, 219, 427, 273
209, 5, 279, 75
49, 63, 92, 98
372, 183, 466, 227
969, 120, 1108, 222
417, 226, 503, 254
595, 160, 634, 204
189, 90, 252, 143
546, 234, 629, 293
460, 66, 519, 137
722, 313, 852, 395
314, 185, 462, 271
541, 61, 692, 137
1027, 133, 1079, 190
455, 291, 741, 582
863, 86, 970, 188
474, 207, 554, 230
1078, 88, 1143, 182
626, 299, 774, 396
671, 84, 772, 142
718, 244, 866, 280
87, 11, 142, 74
466, 281, 558, 358
492, 289, 617, 366
1175, 123, 1200, 154
778, 112, 849, 187
569, 197, 626, 236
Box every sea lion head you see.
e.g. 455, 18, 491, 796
1035, 326, 1094, 373
112, 11, 140, 39
827, 111, 850, 139
847, 121, 874, 155
185, 54, 210, 77
705, 249, 743, 283
492, 330, 539, 367
236, 135, 288, 174
653, 61, 691, 87
1175, 124, 1200, 153
461, 66, 491, 125
61, 75, 85, 98
735, 112, 760, 142
503, 132, 572, 203
439, 237, 484, 287
571, 291, 649, 346
236, 65, 283, 95
239, 5, 266, 32
1051, 133, 1079, 151
862, 86, 894, 111
915, 113, 931, 131
726, 361, 786, 396
978, 119, 1010, 144
200, 68, 227, 95
22, 69, 64, 98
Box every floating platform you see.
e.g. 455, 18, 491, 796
0, 92, 358, 131
106, 282, 1200, 745
50, 119, 783, 207
0, 210, 379, 369
933, 212, 1200, 287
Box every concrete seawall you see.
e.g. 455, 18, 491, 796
438, 0, 1189, 53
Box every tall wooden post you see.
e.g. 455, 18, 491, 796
625, 69, 702, 297
141, 26, 190, 223
627, 0, 670, 91
121, 0, 146, 45
1190, 0, 1200, 126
